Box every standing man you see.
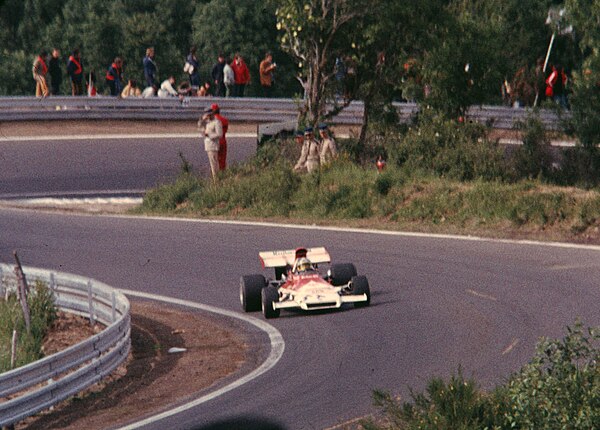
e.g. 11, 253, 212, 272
48, 48, 62, 95
106, 57, 124, 96
198, 106, 223, 180
231, 54, 250, 97
212, 103, 229, 171
186, 47, 200, 95
211, 53, 226, 97
67, 49, 84, 96
259, 52, 276, 97
143, 47, 158, 92
223, 58, 234, 97
32, 50, 49, 98
294, 127, 320, 173
318, 124, 338, 165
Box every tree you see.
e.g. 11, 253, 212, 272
273, 0, 366, 125
191, 0, 296, 97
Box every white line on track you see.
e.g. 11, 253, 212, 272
502, 338, 520, 355
98, 214, 600, 253
116, 289, 285, 430
466, 289, 497, 302
0, 132, 257, 142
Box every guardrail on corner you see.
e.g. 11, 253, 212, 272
0, 96, 569, 130
0, 264, 131, 428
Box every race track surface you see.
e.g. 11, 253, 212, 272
1, 135, 599, 429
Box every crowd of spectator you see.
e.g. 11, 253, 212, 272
31, 46, 277, 99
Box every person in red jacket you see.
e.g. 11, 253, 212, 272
231, 54, 250, 97
546, 64, 568, 109
212, 103, 229, 171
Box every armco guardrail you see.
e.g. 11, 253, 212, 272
0, 264, 130, 428
0, 96, 568, 130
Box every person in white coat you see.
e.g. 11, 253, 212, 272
318, 123, 338, 165
294, 127, 320, 173
198, 106, 223, 179
157, 76, 179, 97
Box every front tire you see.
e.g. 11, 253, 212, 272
329, 263, 357, 286
261, 286, 280, 319
240, 274, 266, 312
351, 275, 370, 307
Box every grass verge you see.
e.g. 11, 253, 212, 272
0, 280, 57, 372
134, 153, 600, 244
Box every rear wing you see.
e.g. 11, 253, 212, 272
259, 247, 331, 268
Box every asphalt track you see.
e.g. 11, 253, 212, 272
0, 135, 255, 198
1, 135, 600, 429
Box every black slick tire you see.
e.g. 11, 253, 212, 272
351, 275, 370, 307
261, 286, 280, 319
240, 274, 266, 312
329, 263, 357, 286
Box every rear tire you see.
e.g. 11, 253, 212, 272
261, 286, 280, 319
351, 275, 370, 308
240, 274, 266, 312
329, 263, 357, 286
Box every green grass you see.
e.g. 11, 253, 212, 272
0, 280, 57, 372
135, 156, 600, 242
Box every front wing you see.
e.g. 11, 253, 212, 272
273, 291, 368, 311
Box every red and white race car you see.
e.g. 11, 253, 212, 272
240, 247, 370, 319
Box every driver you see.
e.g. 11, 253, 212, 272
295, 257, 315, 273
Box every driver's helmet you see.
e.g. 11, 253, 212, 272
296, 257, 313, 273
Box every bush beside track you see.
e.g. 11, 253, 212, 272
136, 118, 600, 244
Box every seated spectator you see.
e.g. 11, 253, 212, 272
157, 76, 179, 97
121, 79, 141, 98
141, 86, 155, 98
198, 82, 211, 97
178, 81, 193, 97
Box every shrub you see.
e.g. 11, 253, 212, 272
389, 111, 507, 182
0, 280, 57, 371
504, 322, 600, 429
511, 114, 553, 181
363, 323, 600, 430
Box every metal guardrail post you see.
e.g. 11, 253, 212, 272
87, 280, 95, 327
111, 292, 116, 323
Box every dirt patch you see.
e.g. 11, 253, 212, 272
18, 301, 247, 429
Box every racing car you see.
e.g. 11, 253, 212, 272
240, 247, 370, 319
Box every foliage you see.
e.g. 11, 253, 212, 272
363, 323, 600, 430
273, 0, 367, 124
389, 110, 507, 181
0, 280, 57, 372
510, 113, 554, 181
191, 0, 297, 97
504, 322, 600, 429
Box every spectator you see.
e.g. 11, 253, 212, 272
223, 58, 234, 97
294, 129, 304, 146
211, 53, 226, 97
231, 54, 250, 97
259, 52, 276, 97
185, 46, 201, 94
67, 49, 84, 96
294, 127, 320, 173
157, 76, 178, 97
121, 79, 141, 97
511, 65, 534, 107
32, 50, 49, 98
197, 106, 223, 180
533, 57, 545, 106
87, 71, 97, 96
106, 57, 124, 96
178, 81, 192, 97
143, 47, 158, 90
198, 82, 211, 97
212, 103, 229, 171
318, 124, 337, 165
48, 48, 61, 95
546, 64, 568, 109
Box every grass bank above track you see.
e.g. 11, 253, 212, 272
135, 154, 600, 245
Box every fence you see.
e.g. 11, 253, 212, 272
0, 264, 131, 428
0, 96, 568, 130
